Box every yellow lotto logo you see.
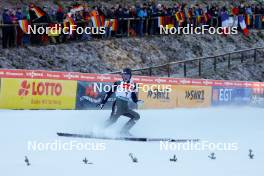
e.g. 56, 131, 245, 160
0, 78, 77, 109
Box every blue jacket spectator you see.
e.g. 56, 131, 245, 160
137, 8, 147, 18
3, 9, 12, 24
16, 8, 24, 20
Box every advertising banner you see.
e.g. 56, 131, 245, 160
175, 85, 212, 108
76, 81, 115, 110
250, 87, 264, 107
0, 78, 1, 96
76, 81, 138, 110
0, 78, 77, 109
0, 69, 264, 109
212, 87, 252, 106
138, 84, 176, 109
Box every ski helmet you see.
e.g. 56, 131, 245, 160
122, 68, 132, 75
121, 68, 132, 81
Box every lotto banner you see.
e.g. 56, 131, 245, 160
175, 85, 212, 108
0, 78, 77, 109
0, 78, 1, 98
138, 84, 176, 109
212, 87, 252, 106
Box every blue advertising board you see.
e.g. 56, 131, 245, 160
75, 81, 115, 110
212, 87, 252, 106
75, 81, 138, 110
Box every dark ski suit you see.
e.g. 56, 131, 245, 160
101, 80, 140, 133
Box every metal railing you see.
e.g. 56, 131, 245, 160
1, 14, 263, 48
109, 47, 264, 78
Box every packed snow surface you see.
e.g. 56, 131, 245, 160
0, 107, 263, 176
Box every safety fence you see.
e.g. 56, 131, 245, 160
1, 14, 264, 48
110, 47, 264, 78
0, 69, 263, 109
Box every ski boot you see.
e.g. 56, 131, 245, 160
120, 119, 137, 137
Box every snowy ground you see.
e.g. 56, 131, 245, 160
0, 108, 263, 176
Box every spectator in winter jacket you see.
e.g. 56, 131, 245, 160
16, 8, 25, 46
238, 4, 246, 15
137, 5, 147, 37
56, 6, 64, 22
2, 9, 15, 48
246, 6, 253, 15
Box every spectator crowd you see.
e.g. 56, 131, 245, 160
1, 1, 264, 48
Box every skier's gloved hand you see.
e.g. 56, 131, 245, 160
137, 100, 144, 105
97, 103, 105, 109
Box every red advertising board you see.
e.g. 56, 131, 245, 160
0, 69, 263, 88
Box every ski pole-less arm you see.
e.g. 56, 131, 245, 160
131, 84, 139, 103
101, 81, 119, 104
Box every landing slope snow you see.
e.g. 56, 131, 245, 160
0, 108, 263, 176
